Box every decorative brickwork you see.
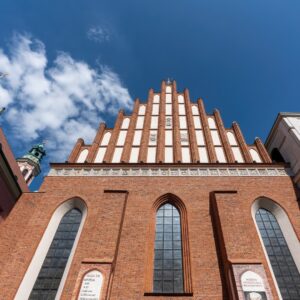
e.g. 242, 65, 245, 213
198, 98, 217, 163
184, 89, 199, 163
122, 99, 139, 162
0, 81, 298, 300
87, 123, 106, 163
68, 80, 271, 165
157, 81, 166, 163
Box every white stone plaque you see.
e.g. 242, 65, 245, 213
241, 271, 267, 300
78, 270, 103, 300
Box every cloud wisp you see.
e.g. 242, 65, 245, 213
0, 33, 132, 161
87, 26, 111, 43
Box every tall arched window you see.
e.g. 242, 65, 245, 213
15, 198, 87, 300
29, 208, 82, 299
153, 203, 183, 293
255, 207, 300, 299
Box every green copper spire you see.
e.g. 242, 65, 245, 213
17, 143, 46, 186
22, 143, 46, 166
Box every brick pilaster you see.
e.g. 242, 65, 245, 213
232, 122, 252, 163
157, 81, 166, 163
103, 110, 124, 163
68, 138, 84, 163
198, 98, 217, 163
172, 81, 181, 163
255, 138, 272, 163
139, 90, 153, 162
184, 89, 199, 163
86, 123, 106, 163
213, 109, 235, 163
121, 99, 140, 162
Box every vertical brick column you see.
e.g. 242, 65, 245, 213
255, 137, 272, 163
121, 99, 140, 162
172, 81, 181, 163
198, 98, 217, 163
157, 81, 166, 162
103, 110, 124, 163
68, 138, 84, 163
86, 123, 106, 162
184, 88, 199, 163
139, 90, 154, 162
213, 109, 235, 163
232, 122, 252, 163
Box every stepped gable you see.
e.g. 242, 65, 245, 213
68, 80, 271, 164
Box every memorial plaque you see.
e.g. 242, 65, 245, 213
232, 265, 273, 300
241, 271, 267, 300
78, 270, 103, 300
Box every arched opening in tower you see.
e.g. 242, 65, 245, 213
271, 148, 285, 163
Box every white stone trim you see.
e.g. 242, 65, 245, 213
251, 197, 300, 300
48, 167, 291, 177
15, 198, 87, 300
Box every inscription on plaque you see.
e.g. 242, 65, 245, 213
232, 264, 273, 300
78, 270, 103, 300
241, 271, 267, 300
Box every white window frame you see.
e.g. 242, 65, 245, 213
15, 198, 87, 300
252, 197, 300, 300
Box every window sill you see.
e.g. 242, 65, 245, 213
144, 292, 193, 297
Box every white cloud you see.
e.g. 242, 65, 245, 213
87, 26, 111, 43
0, 85, 12, 106
0, 33, 132, 162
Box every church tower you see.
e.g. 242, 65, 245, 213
0, 80, 299, 300
17, 143, 46, 186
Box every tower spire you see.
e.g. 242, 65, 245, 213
17, 143, 46, 186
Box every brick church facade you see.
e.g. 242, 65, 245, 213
0, 81, 299, 299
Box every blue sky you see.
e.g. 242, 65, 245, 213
0, 0, 300, 190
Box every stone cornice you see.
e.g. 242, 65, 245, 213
48, 165, 291, 177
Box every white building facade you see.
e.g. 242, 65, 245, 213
266, 112, 300, 187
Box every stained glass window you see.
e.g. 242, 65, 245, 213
29, 208, 82, 300
256, 208, 300, 299
153, 203, 183, 293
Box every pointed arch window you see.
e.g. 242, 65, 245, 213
29, 208, 82, 300
153, 203, 183, 293
255, 208, 300, 299
145, 194, 192, 295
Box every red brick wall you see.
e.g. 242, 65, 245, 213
0, 174, 299, 300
